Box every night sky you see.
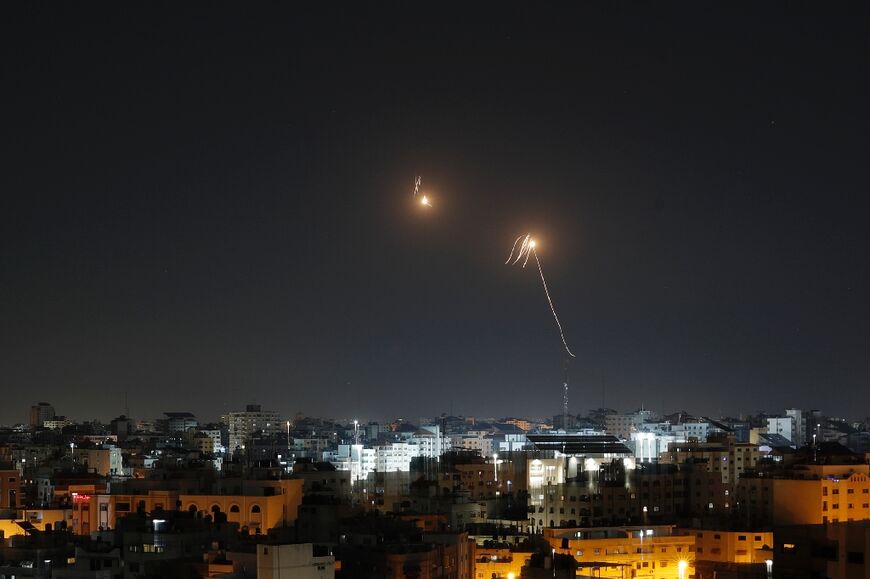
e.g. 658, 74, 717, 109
3, 4, 869, 424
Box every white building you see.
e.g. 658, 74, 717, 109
324, 444, 377, 482
375, 442, 417, 473
453, 431, 494, 457
224, 404, 282, 452
497, 433, 528, 452
630, 431, 676, 462
410, 425, 452, 459
767, 416, 795, 444
257, 543, 334, 579
669, 421, 711, 442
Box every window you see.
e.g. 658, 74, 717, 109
738, 535, 746, 541
755, 536, 762, 541
230, 505, 240, 513
250, 505, 261, 513
847, 552, 864, 564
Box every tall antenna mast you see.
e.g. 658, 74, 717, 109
562, 355, 570, 431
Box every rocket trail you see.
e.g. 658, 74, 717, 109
506, 233, 576, 358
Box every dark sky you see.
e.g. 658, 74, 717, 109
3, 4, 869, 425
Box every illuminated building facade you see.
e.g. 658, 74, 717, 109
545, 526, 696, 579
736, 464, 870, 526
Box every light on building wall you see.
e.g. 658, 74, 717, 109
678, 560, 688, 579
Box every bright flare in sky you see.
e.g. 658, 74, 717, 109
413, 175, 431, 207
506, 233, 576, 358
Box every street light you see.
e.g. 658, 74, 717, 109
678, 560, 688, 579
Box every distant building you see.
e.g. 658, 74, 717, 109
110, 415, 134, 440
375, 442, 416, 473
605, 412, 652, 439
159, 412, 198, 433
225, 404, 282, 453
786, 409, 807, 447
767, 417, 795, 444
192, 427, 223, 455
73, 445, 124, 476
29, 402, 56, 428
659, 435, 759, 487
257, 543, 335, 579
410, 425, 452, 459
43, 416, 72, 430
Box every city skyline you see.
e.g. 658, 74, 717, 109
3, 4, 869, 424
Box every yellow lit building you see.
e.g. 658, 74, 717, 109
69, 479, 303, 535
544, 526, 696, 579
690, 530, 773, 564
473, 547, 530, 579
736, 464, 870, 525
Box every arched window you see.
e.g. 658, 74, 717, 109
188, 504, 198, 513
250, 505, 261, 513
211, 505, 221, 514
230, 505, 240, 513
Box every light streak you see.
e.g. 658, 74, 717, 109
413, 176, 432, 207
506, 233, 576, 358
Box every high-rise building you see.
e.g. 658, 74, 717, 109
29, 402, 56, 428
225, 404, 282, 453
786, 408, 806, 447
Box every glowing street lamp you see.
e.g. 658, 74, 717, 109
678, 560, 688, 579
